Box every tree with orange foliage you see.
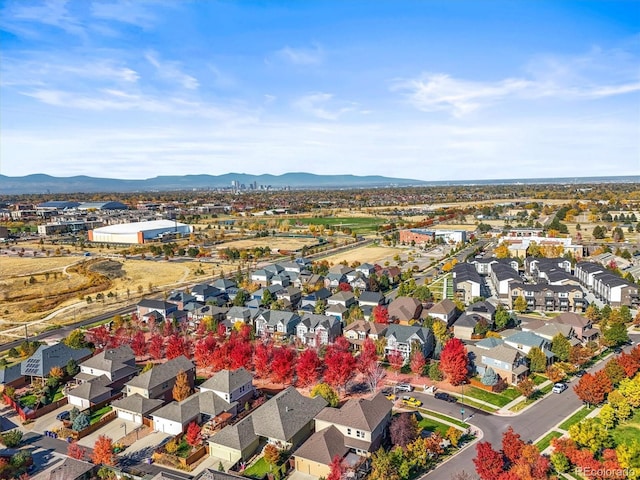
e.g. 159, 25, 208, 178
387, 350, 404, 378
91, 435, 115, 466
172, 370, 192, 402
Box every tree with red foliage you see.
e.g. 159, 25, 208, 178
324, 340, 356, 394
165, 334, 190, 360
573, 371, 610, 406
228, 334, 254, 370
271, 346, 296, 385
130, 331, 147, 357
357, 338, 378, 375
410, 350, 426, 376
387, 350, 404, 378
338, 282, 352, 292
216, 323, 227, 338
440, 338, 469, 385
501, 426, 525, 465
67, 441, 86, 460
473, 441, 504, 480
239, 323, 253, 342
148, 334, 164, 360
617, 351, 640, 378
327, 454, 346, 480
194, 334, 217, 369
253, 342, 273, 378
87, 325, 111, 349
210, 341, 231, 372
91, 435, 115, 466
296, 348, 322, 387
185, 422, 202, 447
372, 305, 389, 324
162, 320, 175, 337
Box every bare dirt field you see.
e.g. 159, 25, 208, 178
0, 255, 81, 277
214, 236, 319, 252
319, 245, 403, 265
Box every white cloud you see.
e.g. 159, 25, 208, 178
275, 44, 324, 65
90, 0, 161, 28
145, 51, 199, 90
0, 0, 85, 37
394, 48, 640, 117
293, 92, 354, 120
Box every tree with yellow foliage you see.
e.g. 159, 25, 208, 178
494, 243, 510, 258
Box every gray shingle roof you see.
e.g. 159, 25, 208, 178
0, 364, 22, 385
21, 343, 91, 377
504, 331, 547, 348
209, 414, 257, 451
125, 356, 194, 391
315, 392, 392, 432
111, 393, 163, 415
68, 376, 111, 401
200, 368, 254, 394
81, 345, 135, 372
293, 425, 348, 465
35, 457, 95, 480
251, 386, 327, 442
384, 324, 432, 344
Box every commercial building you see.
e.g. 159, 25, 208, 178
88, 219, 192, 244
399, 228, 467, 245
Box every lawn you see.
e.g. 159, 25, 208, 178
463, 386, 513, 407
294, 216, 387, 233
243, 457, 272, 479
610, 409, 640, 445
89, 406, 112, 425
418, 417, 452, 437
530, 374, 547, 386
501, 388, 522, 400
558, 407, 594, 431
535, 431, 563, 451
418, 408, 469, 429
18, 394, 38, 408
509, 383, 555, 412
457, 396, 498, 413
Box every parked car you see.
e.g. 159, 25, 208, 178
56, 411, 70, 421
386, 393, 397, 401
435, 392, 457, 403
552, 383, 568, 394
402, 396, 422, 408
574, 370, 586, 378
395, 383, 413, 392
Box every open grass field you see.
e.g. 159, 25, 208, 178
293, 216, 387, 233
318, 244, 403, 265
0, 255, 81, 277
610, 409, 640, 445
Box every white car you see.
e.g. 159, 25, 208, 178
395, 383, 413, 392
552, 383, 568, 394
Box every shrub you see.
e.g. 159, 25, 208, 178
1, 429, 23, 447
72, 412, 90, 432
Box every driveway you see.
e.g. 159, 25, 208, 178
30, 404, 71, 435
77, 418, 138, 448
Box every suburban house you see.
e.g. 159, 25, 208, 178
388, 297, 422, 325
124, 356, 195, 401
199, 368, 255, 408
166, 291, 196, 310
136, 299, 178, 322
503, 331, 553, 364
453, 263, 483, 305
296, 314, 342, 346
21, 343, 91, 379
522, 321, 575, 344
75, 345, 138, 388
254, 310, 301, 338
188, 305, 227, 325
212, 278, 237, 292
251, 269, 273, 286
208, 387, 327, 463
0, 364, 24, 387
31, 457, 98, 480
548, 312, 599, 343
226, 307, 253, 326
490, 264, 521, 300
192, 284, 224, 302
469, 343, 528, 385
325, 304, 349, 322
349, 274, 369, 291
327, 291, 357, 309
424, 299, 459, 325
276, 286, 302, 309
343, 320, 388, 350
152, 390, 236, 435
384, 324, 435, 363
466, 300, 496, 322
452, 313, 492, 341
67, 376, 113, 410
356, 263, 376, 277
325, 272, 348, 289
313, 392, 392, 455
357, 291, 384, 308
112, 394, 164, 425
300, 288, 332, 309
293, 425, 349, 478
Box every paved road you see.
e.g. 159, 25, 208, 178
420, 333, 639, 479
0, 304, 136, 351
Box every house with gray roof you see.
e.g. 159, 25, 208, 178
384, 324, 434, 363
124, 355, 195, 401
67, 375, 112, 410
152, 390, 236, 436
313, 392, 392, 455
452, 313, 492, 341
196, 470, 247, 480
357, 291, 384, 307
32, 457, 97, 480
208, 415, 259, 463
254, 310, 301, 338
112, 393, 164, 424
21, 343, 91, 379
344, 320, 388, 350
425, 299, 459, 325
212, 278, 237, 292
136, 299, 178, 321
0, 364, 24, 387
325, 304, 348, 322
293, 425, 349, 478
226, 306, 253, 325
76, 345, 137, 388
503, 331, 553, 365
199, 368, 255, 407
296, 314, 341, 346
300, 288, 332, 308
276, 286, 302, 309
327, 291, 356, 309
473, 344, 528, 385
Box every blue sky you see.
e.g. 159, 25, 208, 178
1, 0, 638, 181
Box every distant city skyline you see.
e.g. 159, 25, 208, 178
1, 1, 638, 181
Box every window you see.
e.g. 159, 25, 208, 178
347, 428, 352, 435
356, 430, 364, 438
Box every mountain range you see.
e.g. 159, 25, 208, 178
0, 172, 426, 194
0, 173, 637, 195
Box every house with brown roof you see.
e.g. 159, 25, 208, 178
293, 425, 349, 478
424, 299, 459, 326
388, 297, 422, 325
548, 312, 599, 343
343, 320, 388, 350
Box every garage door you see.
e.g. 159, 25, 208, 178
209, 444, 238, 462
134, 414, 142, 424
118, 410, 135, 422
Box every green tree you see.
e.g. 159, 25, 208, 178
427, 362, 443, 381
514, 295, 527, 313
310, 383, 340, 407
72, 412, 90, 432
0, 429, 23, 447
233, 289, 248, 306
66, 358, 79, 377
598, 403, 616, 430
527, 347, 547, 373
550, 452, 570, 473
494, 305, 510, 330
64, 329, 87, 349
481, 367, 499, 386
604, 321, 629, 346
551, 333, 571, 362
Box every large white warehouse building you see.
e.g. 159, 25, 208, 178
88, 220, 192, 244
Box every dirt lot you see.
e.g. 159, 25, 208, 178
214, 236, 319, 252
319, 244, 403, 266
